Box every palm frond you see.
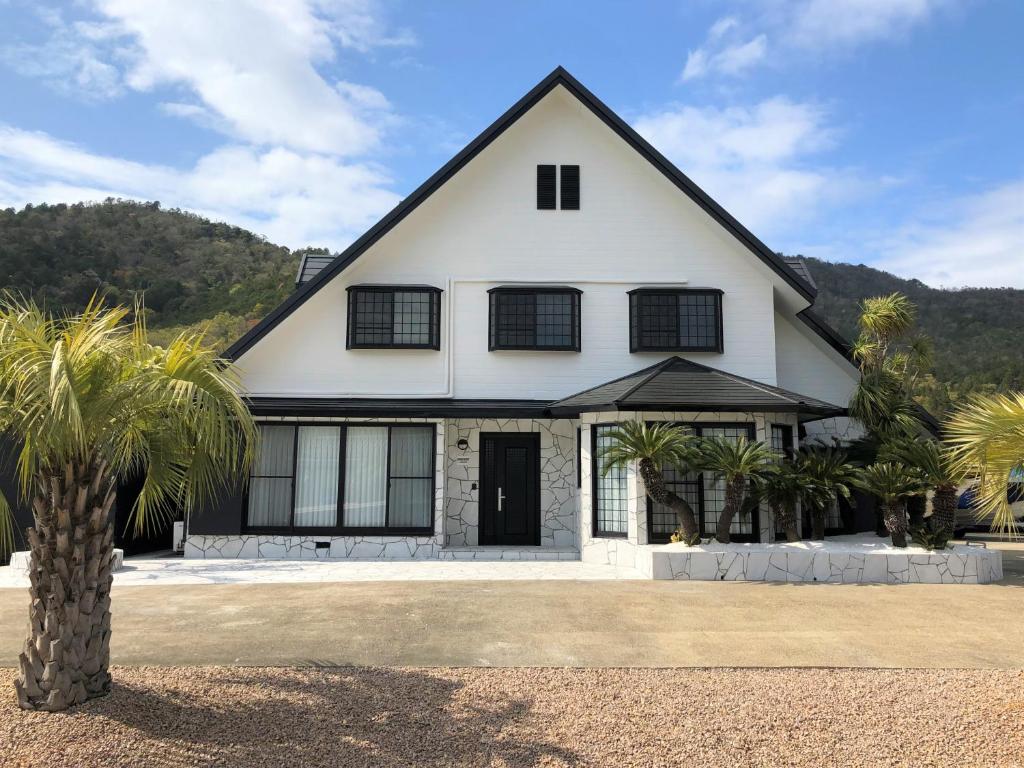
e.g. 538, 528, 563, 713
598, 421, 699, 475
945, 392, 1024, 536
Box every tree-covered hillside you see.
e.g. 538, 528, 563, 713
802, 257, 1024, 414
1, 200, 1020, 415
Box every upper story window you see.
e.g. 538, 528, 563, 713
628, 288, 723, 353
488, 286, 582, 351
536, 164, 580, 210
346, 285, 442, 350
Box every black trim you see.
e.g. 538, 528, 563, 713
560, 164, 580, 210
487, 286, 582, 351
537, 164, 556, 210
591, 423, 629, 539
243, 421, 437, 537
628, 288, 724, 353
346, 285, 442, 350
223, 66, 815, 361
247, 397, 554, 419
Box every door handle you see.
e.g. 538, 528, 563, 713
497, 487, 505, 512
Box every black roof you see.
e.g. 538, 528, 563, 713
549, 357, 845, 419
223, 66, 816, 361
295, 253, 335, 287
247, 397, 553, 419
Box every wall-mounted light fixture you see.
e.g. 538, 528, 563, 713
456, 438, 470, 451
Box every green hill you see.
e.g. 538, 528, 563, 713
1, 200, 1020, 415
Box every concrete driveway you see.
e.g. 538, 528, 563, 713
2, 551, 1022, 668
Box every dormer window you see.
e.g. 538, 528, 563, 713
628, 288, 723, 353
346, 285, 442, 350
536, 164, 580, 210
488, 286, 582, 351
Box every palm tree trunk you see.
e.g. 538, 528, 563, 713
715, 477, 746, 544
637, 458, 700, 544
15, 459, 116, 712
773, 502, 800, 542
931, 486, 957, 538
883, 499, 908, 548
906, 495, 927, 528
810, 507, 826, 540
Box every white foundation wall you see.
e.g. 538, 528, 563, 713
234, 85, 792, 400
579, 410, 801, 568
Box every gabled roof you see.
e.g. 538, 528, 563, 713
549, 356, 845, 419
224, 66, 817, 361
295, 253, 335, 287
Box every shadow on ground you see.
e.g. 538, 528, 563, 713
14, 667, 580, 767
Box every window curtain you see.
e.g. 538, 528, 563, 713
344, 427, 389, 527
388, 427, 433, 527
293, 426, 340, 527
247, 425, 295, 528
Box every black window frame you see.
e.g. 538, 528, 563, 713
628, 288, 724, 353
346, 285, 442, 350
487, 286, 582, 352
770, 424, 795, 462
591, 423, 630, 539
644, 421, 758, 543
243, 421, 437, 536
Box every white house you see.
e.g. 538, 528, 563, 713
184, 67, 862, 566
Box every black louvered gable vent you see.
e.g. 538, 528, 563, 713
537, 164, 556, 209
560, 165, 579, 210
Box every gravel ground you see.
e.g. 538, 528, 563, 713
2, 666, 1022, 767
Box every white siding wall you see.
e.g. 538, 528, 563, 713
774, 312, 862, 442
235, 86, 786, 400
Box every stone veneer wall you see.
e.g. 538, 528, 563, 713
643, 542, 1004, 584
184, 416, 447, 560
443, 418, 577, 548
579, 410, 801, 567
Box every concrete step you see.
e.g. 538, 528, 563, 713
438, 546, 580, 561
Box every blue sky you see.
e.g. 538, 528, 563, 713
0, 1, 1021, 287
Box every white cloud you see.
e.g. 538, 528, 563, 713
681, 17, 767, 82
0, 125, 401, 250
633, 98, 846, 236
872, 180, 1024, 288
681, 0, 950, 82
785, 0, 945, 49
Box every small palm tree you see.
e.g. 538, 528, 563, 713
855, 462, 925, 548
699, 436, 774, 544
0, 296, 255, 711
797, 446, 858, 540
752, 463, 814, 543
883, 438, 967, 542
945, 392, 1024, 537
599, 421, 702, 545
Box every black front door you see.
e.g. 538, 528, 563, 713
479, 433, 540, 545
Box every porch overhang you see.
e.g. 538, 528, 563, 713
547, 356, 846, 422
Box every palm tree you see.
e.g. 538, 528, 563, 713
797, 446, 858, 540
849, 293, 931, 441
0, 296, 255, 711
883, 438, 967, 542
599, 421, 703, 545
945, 392, 1024, 536
855, 462, 925, 548
752, 463, 814, 543
699, 436, 774, 544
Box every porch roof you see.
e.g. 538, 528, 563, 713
548, 357, 846, 419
